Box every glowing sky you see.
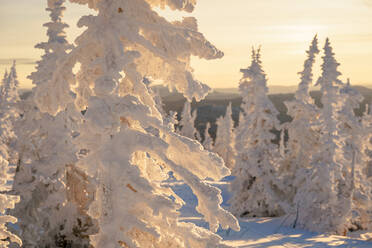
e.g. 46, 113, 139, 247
1, 0, 372, 89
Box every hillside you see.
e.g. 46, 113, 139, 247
158, 85, 372, 140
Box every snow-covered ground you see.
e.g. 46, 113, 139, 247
163, 179, 372, 247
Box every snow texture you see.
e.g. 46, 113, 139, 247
164, 178, 372, 248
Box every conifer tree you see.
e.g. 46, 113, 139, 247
178, 100, 198, 140
11, 1, 96, 246
0, 70, 8, 87
294, 38, 357, 234
338, 79, 372, 232
339, 79, 364, 161
230, 48, 286, 218
164, 111, 178, 132
0, 66, 19, 148
35, 0, 239, 247
213, 103, 236, 169
0, 69, 22, 248
281, 36, 320, 212
0, 152, 22, 247
202, 122, 214, 151
362, 103, 372, 179
0, 62, 20, 109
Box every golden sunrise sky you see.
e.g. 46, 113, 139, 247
1, 0, 372, 89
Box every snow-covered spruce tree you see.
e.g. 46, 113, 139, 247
202, 122, 214, 151
0, 70, 22, 248
35, 0, 239, 247
362, 103, 372, 179
0, 70, 8, 89
164, 111, 178, 132
0, 149, 21, 247
338, 79, 364, 161
337, 79, 372, 232
213, 102, 236, 169
12, 102, 96, 247
361, 105, 372, 232
178, 100, 198, 140
230, 48, 286, 218
11, 1, 96, 247
293, 38, 357, 234
0, 62, 21, 129
279, 128, 286, 158
0, 63, 20, 175
0, 62, 20, 109
0, 70, 15, 148
280, 36, 320, 212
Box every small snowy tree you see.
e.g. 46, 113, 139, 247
0, 70, 17, 148
281, 35, 320, 211
164, 111, 178, 132
230, 48, 286, 218
338, 79, 364, 162
0, 62, 21, 133
361, 105, 372, 233
178, 100, 198, 140
202, 122, 214, 151
0, 62, 20, 110
0, 63, 21, 183
34, 0, 239, 247
362, 103, 372, 179
0, 70, 8, 89
213, 102, 236, 169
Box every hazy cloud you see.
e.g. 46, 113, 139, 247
0, 58, 36, 65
